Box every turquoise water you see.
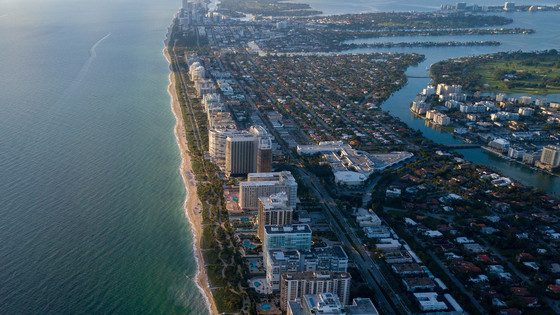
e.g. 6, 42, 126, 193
244, 240, 257, 249
0, 0, 208, 313
262, 303, 271, 310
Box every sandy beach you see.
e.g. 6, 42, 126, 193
164, 46, 218, 315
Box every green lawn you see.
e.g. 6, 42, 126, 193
431, 51, 560, 95
478, 58, 560, 94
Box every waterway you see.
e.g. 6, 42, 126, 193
292, 1, 560, 195
342, 11, 560, 196
290, 0, 560, 15
0, 0, 208, 313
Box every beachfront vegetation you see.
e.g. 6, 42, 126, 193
168, 24, 252, 313
431, 50, 560, 94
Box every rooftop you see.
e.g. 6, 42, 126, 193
264, 224, 311, 234
281, 270, 351, 281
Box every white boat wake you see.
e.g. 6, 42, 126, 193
55, 33, 111, 105
75, 33, 111, 85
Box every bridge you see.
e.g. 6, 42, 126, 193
408, 75, 431, 78
444, 143, 481, 149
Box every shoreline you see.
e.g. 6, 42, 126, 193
480, 145, 560, 179
164, 25, 218, 315
409, 105, 560, 181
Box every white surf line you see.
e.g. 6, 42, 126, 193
54, 33, 111, 106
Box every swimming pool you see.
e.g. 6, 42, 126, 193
262, 304, 271, 310
254, 281, 261, 288
243, 240, 257, 249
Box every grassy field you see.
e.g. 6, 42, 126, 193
431, 51, 560, 94
478, 58, 560, 94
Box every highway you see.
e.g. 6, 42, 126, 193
297, 167, 410, 315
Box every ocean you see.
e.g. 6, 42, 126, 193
0, 0, 208, 313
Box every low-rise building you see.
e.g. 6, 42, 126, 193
413, 292, 448, 311
376, 238, 402, 251
392, 263, 425, 276
296, 141, 351, 155
364, 226, 391, 239
403, 277, 437, 292
287, 294, 378, 315
488, 138, 510, 152
518, 107, 535, 116
355, 208, 382, 227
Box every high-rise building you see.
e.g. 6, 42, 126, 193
257, 137, 272, 173
250, 126, 273, 172
220, 126, 274, 176
540, 145, 560, 167
258, 192, 293, 240
280, 271, 351, 311
239, 171, 298, 210
266, 246, 348, 291
225, 133, 258, 176
436, 83, 461, 96
209, 129, 238, 167
263, 224, 313, 289
202, 93, 222, 115
263, 225, 312, 255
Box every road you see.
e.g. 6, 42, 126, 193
298, 167, 410, 315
